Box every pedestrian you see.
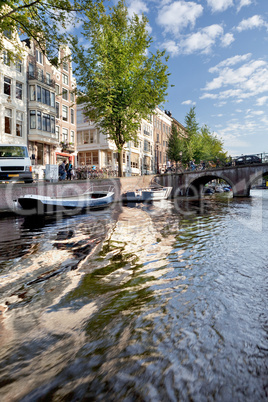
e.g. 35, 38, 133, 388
59, 160, 66, 180
190, 160, 196, 171
67, 160, 73, 180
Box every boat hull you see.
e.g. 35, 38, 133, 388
17, 192, 114, 215
122, 187, 172, 202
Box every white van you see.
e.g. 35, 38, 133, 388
0, 145, 33, 183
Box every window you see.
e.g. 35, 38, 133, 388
144, 140, 150, 152
56, 102, 59, 118
62, 128, 68, 142
46, 73, 51, 85
62, 73, 68, 85
63, 61, 68, 71
77, 110, 83, 124
4, 77, 11, 96
37, 68, 43, 81
70, 130, 74, 143
29, 63, 34, 77
37, 111, 42, 130
42, 113, 50, 132
16, 112, 23, 137
90, 131, 95, 143
3, 50, 10, 66
55, 84, 60, 95
84, 131, 89, 144
51, 92, 55, 108
5, 108, 12, 134
62, 88, 68, 100
41, 88, 50, 105
16, 58, 22, 73
30, 110, 36, 129
29, 85, 35, 101
62, 105, 68, 121
51, 116, 55, 134
36, 49, 43, 64
55, 126, 59, 140
71, 109, 74, 124
37, 85, 41, 102
16, 82, 23, 100
45, 89, 50, 105
70, 91, 75, 102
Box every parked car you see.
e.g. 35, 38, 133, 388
234, 155, 262, 166
203, 187, 215, 195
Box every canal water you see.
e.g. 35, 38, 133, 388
0, 191, 267, 401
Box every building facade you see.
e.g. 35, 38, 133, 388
76, 105, 155, 176
76, 103, 117, 170
153, 108, 173, 173
25, 40, 76, 176
0, 33, 28, 147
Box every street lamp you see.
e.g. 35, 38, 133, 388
156, 141, 160, 174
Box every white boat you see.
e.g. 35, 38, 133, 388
121, 185, 172, 202
17, 188, 114, 215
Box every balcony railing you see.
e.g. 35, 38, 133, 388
28, 72, 55, 88
60, 142, 75, 153
143, 130, 151, 136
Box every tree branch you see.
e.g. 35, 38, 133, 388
0, 0, 42, 21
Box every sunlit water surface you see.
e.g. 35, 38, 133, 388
0, 191, 267, 401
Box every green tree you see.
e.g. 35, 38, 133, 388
167, 123, 183, 171
0, 0, 97, 65
184, 106, 199, 162
198, 125, 227, 163
72, 0, 169, 176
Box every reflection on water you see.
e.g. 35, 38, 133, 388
0, 192, 268, 401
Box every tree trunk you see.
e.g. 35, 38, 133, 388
118, 151, 123, 177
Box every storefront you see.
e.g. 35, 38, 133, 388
28, 142, 52, 165
56, 152, 75, 164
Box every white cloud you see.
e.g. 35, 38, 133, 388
256, 96, 268, 106
127, 0, 148, 17
237, 15, 268, 32
250, 110, 264, 116
237, 0, 252, 12
179, 24, 224, 54
201, 56, 268, 103
206, 0, 233, 13
220, 33, 235, 47
182, 100, 196, 105
162, 40, 179, 57
209, 53, 252, 73
204, 59, 266, 91
156, 1, 203, 36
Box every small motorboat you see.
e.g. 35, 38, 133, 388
121, 185, 172, 202
17, 188, 114, 215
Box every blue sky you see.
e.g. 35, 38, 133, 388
74, 0, 268, 157
122, 0, 268, 157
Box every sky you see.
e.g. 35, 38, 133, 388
76, 0, 268, 157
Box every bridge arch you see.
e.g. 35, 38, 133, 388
186, 172, 234, 197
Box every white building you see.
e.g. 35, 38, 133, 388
0, 32, 28, 146
25, 40, 76, 176
76, 103, 117, 169
76, 104, 155, 176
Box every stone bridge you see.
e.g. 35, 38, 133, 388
159, 163, 268, 197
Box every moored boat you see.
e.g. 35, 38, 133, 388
121, 185, 172, 202
17, 188, 114, 215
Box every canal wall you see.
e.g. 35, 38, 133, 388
0, 175, 155, 213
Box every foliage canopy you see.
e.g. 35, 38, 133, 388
0, 0, 97, 65
167, 107, 227, 167
72, 0, 170, 176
